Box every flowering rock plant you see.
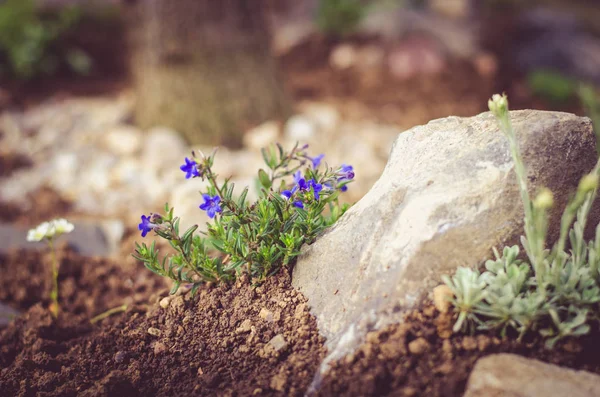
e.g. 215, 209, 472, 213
443, 94, 600, 348
27, 218, 75, 317
134, 143, 354, 295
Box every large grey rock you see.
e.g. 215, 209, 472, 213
292, 110, 597, 373
464, 354, 600, 397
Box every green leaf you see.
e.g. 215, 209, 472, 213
261, 148, 271, 168
258, 169, 272, 189
169, 282, 180, 295
190, 283, 202, 297
238, 187, 249, 208
182, 225, 199, 242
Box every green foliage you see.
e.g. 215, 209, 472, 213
527, 70, 578, 103
134, 144, 353, 294
316, 0, 366, 37
0, 0, 90, 79
444, 94, 600, 348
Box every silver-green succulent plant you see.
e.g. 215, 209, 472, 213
444, 93, 600, 348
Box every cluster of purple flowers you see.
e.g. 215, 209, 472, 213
280, 154, 354, 209
281, 171, 323, 209
138, 153, 354, 237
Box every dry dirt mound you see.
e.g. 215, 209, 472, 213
0, 249, 325, 396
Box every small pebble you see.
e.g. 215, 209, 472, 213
461, 336, 478, 351
267, 334, 288, 353
435, 361, 454, 374
408, 337, 430, 355
114, 351, 127, 363
477, 335, 491, 351
159, 296, 172, 309
147, 327, 162, 337
259, 308, 274, 322
236, 319, 253, 334
432, 285, 453, 313
153, 341, 168, 354
294, 303, 307, 320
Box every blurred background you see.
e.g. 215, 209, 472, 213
0, 0, 599, 253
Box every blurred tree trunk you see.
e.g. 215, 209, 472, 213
129, 0, 290, 148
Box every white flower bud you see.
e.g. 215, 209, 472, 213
533, 188, 554, 210
488, 93, 509, 117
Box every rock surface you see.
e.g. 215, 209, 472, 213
464, 353, 600, 397
292, 110, 597, 372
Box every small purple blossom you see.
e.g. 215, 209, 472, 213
335, 164, 354, 192
199, 194, 222, 218
338, 164, 355, 180
294, 171, 310, 191
281, 188, 304, 209
309, 154, 325, 168
180, 157, 200, 179
138, 214, 155, 237
309, 179, 323, 200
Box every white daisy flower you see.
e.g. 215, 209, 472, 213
26, 218, 74, 242
26, 222, 53, 242
52, 218, 75, 235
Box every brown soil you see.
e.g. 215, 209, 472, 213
317, 305, 600, 397
0, 248, 325, 396
0, 247, 165, 314
279, 35, 497, 128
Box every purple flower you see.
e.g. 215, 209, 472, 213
338, 164, 355, 180
199, 194, 222, 218
180, 157, 200, 179
294, 171, 309, 191
339, 184, 348, 192
138, 214, 155, 237
309, 179, 323, 200
309, 154, 325, 168
281, 189, 304, 209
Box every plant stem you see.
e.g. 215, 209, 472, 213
497, 112, 546, 279
90, 304, 128, 324
48, 238, 59, 318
